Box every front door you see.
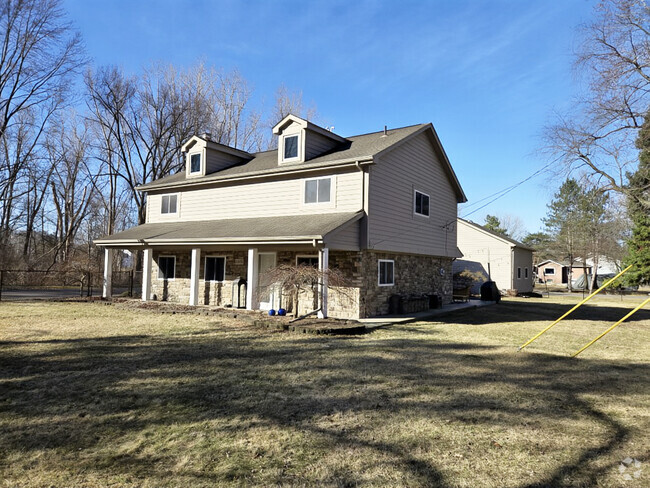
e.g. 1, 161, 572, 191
257, 252, 276, 310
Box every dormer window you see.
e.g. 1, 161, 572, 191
284, 135, 298, 159
281, 134, 300, 163
190, 153, 201, 174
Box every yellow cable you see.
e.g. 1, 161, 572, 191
572, 297, 650, 357
518, 265, 632, 351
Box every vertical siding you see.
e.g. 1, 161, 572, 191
367, 131, 459, 257
147, 169, 363, 223
456, 221, 513, 290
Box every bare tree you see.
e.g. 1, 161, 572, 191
46, 111, 95, 262
86, 63, 264, 227
544, 0, 650, 204
266, 85, 319, 149
0, 0, 84, 265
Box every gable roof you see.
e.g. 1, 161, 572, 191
138, 124, 466, 202
458, 218, 535, 251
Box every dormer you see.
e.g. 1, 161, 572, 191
182, 133, 252, 178
272, 114, 347, 165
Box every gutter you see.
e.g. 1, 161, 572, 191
95, 237, 324, 247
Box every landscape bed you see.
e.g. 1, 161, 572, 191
0, 295, 648, 487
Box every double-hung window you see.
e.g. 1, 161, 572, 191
414, 190, 430, 217
158, 256, 176, 280
378, 259, 395, 286
205, 256, 226, 282
297, 256, 319, 267
304, 177, 331, 204
161, 194, 178, 214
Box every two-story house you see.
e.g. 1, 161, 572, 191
95, 114, 467, 319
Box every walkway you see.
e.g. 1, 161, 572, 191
359, 299, 497, 330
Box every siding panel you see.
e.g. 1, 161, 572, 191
367, 131, 458, 257
147, 169, 363, 223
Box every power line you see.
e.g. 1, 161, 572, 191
460, 159, 557, 219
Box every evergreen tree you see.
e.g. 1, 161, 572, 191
483, 215, 508, 236
624, 113, 650, 286
544, 179, 583, 291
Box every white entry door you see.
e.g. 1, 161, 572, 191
257, 252, 277, 310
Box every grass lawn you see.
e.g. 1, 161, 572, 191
1, 296, 648, 487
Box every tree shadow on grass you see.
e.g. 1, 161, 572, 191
0, 324, 648, 486
434, 299, 650, 325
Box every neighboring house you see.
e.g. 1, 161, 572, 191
453, 218, 534, 293
535, 259, 592, 286
95, 115, 467, 319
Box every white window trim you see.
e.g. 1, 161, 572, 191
414, 190, 430, 218
189, 152, 202, 174
517, 267, 522, 279
157, 255, 176, 281
281, 133, 301, 163
204, 255, 227, 283
525, 267, 529, 279
160, 193, 180, 217
301, 176, 335, 207
296, 254, 319, 266
544, 267, 555, 275
378, 259, 395, 287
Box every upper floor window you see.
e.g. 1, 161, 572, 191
161, 194, 178, 214
414, 190, 430, 217
190, 153, 201, 174
544, 267, 555, 275
304, 177, 331, 204
282, 134, 299, 162
158, 256, 176, 280
378, 259, 395, 286
205, 256, 226, 282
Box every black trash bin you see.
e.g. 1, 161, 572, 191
480, 281, 501, 302
389, 295, 401, 314
428, 294, 440, 309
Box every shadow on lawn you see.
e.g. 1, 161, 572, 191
1, 325, 648, 487
435, 299, 650, 325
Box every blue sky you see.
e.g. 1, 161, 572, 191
63, 0, 595, 234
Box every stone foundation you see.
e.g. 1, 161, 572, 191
150, 249, 453, 319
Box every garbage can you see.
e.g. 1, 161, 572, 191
389, 295, 401, 314
480, 281, 501, 302
428, 294, 440, 309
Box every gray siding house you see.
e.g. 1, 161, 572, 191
96, 115, 467, 318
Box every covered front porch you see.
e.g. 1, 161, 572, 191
94, 212, 365, 319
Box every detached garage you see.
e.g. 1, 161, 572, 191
454, 218, 535, 293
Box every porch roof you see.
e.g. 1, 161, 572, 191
94, 211, 363, 247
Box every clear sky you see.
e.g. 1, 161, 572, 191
62, 0, 596, 235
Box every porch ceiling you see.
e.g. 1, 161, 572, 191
94, 211, 363, 248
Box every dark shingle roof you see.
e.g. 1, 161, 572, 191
139, 124, 427, 191
95, 212, 363, 246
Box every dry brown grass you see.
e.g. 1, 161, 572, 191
0, 296, 648, 487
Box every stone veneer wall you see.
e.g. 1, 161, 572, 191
359, 250, 453, 317
151, 250, 247, 306
150, 249, 453, 319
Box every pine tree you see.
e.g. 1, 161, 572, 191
544, 179, 583, 291
624, 113, 650, 286
483, 215, 508, 236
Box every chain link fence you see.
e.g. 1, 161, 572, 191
0, 269, 142, 301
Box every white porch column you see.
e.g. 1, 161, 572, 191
189, 248, 201, 306
102, 248, 113, 299
142, 248, 152, 302
318, 247, 329, 318
246, 248, 258, 310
